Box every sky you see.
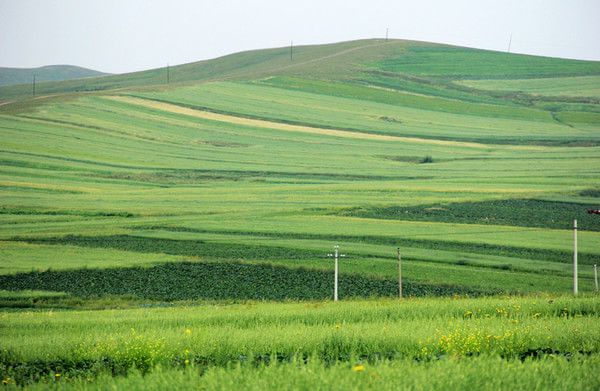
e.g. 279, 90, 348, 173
1, 0, 599, 74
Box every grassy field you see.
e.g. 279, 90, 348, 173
0, 39, 599, 388
458, 76, 600, 99
1, 296, 599, 389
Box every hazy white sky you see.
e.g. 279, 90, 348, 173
1, 0, 599, 74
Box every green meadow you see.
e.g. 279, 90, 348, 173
1, 39, 599, 388
1, 297, 600, 389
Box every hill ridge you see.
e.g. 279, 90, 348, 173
0, 64, 108, 87
2, 38, 599, 103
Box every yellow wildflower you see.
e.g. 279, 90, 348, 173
352, 364, 365, 372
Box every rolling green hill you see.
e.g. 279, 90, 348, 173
1, 38, 599, 300
0, 39, 379, 100
0, 64, 107, 87
1, 38, 600, 390
2, 39, 599, 102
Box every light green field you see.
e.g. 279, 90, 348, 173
458, 76, 600, 99
0, 39, 599, 388
1, 77, 599, 293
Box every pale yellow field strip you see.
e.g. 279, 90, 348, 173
0, 180, 99, 193
106, 95, 540, 150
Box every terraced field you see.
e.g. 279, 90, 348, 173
0, 39, 599, 388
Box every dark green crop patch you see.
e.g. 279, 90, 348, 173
0, 262, 490, 302
0, 207, 136, 218
136, 226, 600, 266
337, 199, 600, 232
14, 235, 324, 260
580, 189, 600, 198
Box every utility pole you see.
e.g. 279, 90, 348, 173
397, 248, 402, 299
573, 219, 578, 295
290, 41, 293, 61
32, 75, 36, 97
166, 63, 170, 84
386, 28, 389, 42
327, 245, 346, 301
507, 33, 513, 53
594, 264, 598, 292
334, 245, 339, 301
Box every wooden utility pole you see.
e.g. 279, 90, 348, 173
573, 219, 578, 295
397, 247, 402, 299
507, 33, 513, 53
386, 28, 389, 42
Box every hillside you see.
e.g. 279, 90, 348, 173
1, 37, 600, 389
1, 39, 600, 102
1, 38, 600, 301
0, 64, 107, 87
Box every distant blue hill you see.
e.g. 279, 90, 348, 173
0, 65, 108, 86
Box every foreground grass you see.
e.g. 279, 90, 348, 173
12, 355, 600, 391
1, 296, 599, 388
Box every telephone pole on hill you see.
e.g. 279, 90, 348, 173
507, 33, 513, 53
386, 28, 389, 42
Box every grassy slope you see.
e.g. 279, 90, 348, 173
375, 46, 600, 78
458, 76, 600, 99
2, 39, 599, 101
0, 39, 383, 101
0, 39, 599, 297
1, 39, 600, 390
0, 65, 107, 87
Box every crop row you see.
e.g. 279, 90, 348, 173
130, 227, 600, 265
337, 199, 600, 231
0, 261, 488, 302
16, 235, 324, 260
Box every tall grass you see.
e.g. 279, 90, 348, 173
1, 296, 599, 387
